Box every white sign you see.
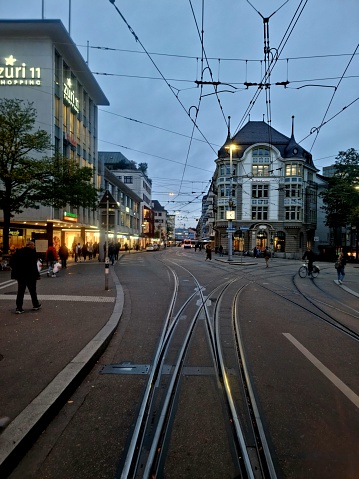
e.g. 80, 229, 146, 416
314, 236, 319, 242
63, 78, 80, 113
0, 54, 41, 86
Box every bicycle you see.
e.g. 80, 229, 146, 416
298, 261, 320, 278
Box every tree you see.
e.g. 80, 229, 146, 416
320, 148, 359, 252
0, 98, 99, 253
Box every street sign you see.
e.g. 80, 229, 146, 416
98, 190, 118, 209
240, 227, 249, 231
226, 227, 236, 232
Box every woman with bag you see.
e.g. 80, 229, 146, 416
45, 244, 59, 277
335, 253, 346, 284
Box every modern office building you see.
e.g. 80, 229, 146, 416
204, 119, 322, 258
99, 151, 154, 241
100, 167, 142, 253
0, 20, 109, 252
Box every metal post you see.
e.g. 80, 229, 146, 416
228, 146, 233, 262
105, 195, 109, 290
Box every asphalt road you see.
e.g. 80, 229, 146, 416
2, 248, 359, 479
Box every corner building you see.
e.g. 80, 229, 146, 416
210, 120, 319, 258
0, 20, 109, 251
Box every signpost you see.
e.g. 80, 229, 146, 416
98, 190, 118, 290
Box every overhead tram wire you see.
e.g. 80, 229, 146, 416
188, 0, 229, 127
299, 96, 359, 144
108, 0, 216, 155
167, 0, 207, 203
98, 109, 221, 148
308, 43, 359, 152
233, 0, 308, 135
99, 139, 214, 174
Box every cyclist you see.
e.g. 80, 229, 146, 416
302, 248, 315, 277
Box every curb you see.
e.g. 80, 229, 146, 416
0, 268, 124, 477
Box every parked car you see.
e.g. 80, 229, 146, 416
146, 244, 159, 251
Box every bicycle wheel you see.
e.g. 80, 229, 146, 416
298, 266, 307, 278
312, 266, 319, 278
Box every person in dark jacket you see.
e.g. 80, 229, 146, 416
302, 248, 315, 276
59, 244, 69, 269
336, 252, 346, 284
10, 241, 41, 314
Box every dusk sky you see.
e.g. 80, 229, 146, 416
1, 0, 358, 228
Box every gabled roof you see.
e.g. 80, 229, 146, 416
152, 200, 167, 212
218, 120, 315, 168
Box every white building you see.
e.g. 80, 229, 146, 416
99, 152, 154, 240
207, 120, 320, 258
0, 20, 109, 252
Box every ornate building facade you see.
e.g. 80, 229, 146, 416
204, 120, 320, 258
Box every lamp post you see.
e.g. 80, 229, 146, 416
225, 143, 238, 262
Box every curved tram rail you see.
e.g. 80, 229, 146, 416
118, 260, 277, 478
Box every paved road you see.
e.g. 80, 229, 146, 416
1, 250, 358, 478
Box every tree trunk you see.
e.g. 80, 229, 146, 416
2, 207, 11, 254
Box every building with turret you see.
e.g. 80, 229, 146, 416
204, 119, 321, 258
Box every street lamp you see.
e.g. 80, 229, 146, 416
225, 142, 238, 262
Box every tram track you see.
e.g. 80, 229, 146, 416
117, 256, 278, 478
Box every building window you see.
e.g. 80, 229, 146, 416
124, 176, 133, 184
285, 164, 302, 176
252, 147, 271, 166
252, 184, 269, 198
252, 206, 268, 220
252, 165, 270, 177
285, 184, 302, 198
285, 206, 301, 221
220, 163, 230, 175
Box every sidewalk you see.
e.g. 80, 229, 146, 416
0, 259, 124, 477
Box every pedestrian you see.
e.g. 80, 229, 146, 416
335, 252, 346, 284
302, 247, 315, 276
93, 241, 98, 259
59, 244, 69, 269
82, 243, 88, 261
219, 244, 224, 256
75, 242, 82, 262
253, 246, 258, 258
205, 244, 212, 261
109, 242, 116, 265
9, 240, 41, 314
87, 242, 93, 260
264, 247, 270, 268
45, 244, 58, 277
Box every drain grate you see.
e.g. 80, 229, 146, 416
100, 362, 150, 375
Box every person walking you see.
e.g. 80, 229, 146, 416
264, 247, 270, 268
253, 246, 258, 258
59, 244, 69, 269
335, 252, 346, 284
205, 244, 212, 261
219, 244, 224, 256
302, 247, 315, 276
9, 240, 41, 314
75, 242, 82, 262
45, 244, 58, 277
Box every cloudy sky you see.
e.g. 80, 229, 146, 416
1, 0, 358, 228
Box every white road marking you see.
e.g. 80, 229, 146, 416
283, 333, 359, 409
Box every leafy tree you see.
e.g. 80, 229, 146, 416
0, 98, 99, 253
320, 148, 359, 249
